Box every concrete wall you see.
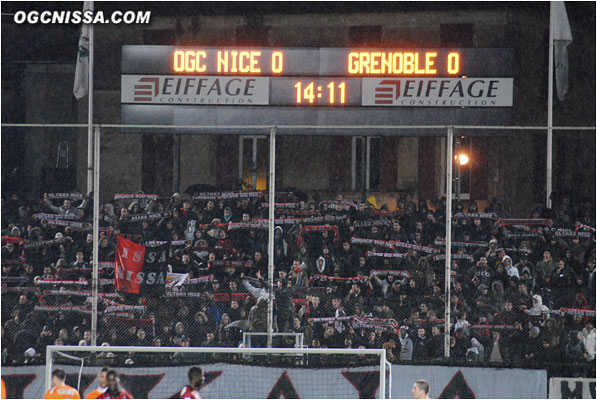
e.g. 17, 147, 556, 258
281, 136, 331, 190
22, 64, 78, 195
179, 135, 217, 189
396, 137, 419, 193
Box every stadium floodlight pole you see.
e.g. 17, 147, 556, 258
267, 126, 276, 348
361, 136, 367, 202
91, 126, 100, 346
444, 126, 454, 358
546, 1, 555, 209
86, 1, 94, 194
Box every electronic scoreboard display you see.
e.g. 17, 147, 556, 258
121, 46, 514, 130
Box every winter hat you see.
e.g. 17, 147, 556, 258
530, 326, 540, 337
532, 294, 542, 303
491, 280, 504, 292
24, 348, 37, 357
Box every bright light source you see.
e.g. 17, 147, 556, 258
457, 154, 469, 165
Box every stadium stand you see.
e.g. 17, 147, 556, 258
1, 191, 595, 379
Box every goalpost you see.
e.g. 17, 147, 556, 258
46, 345, 392, 399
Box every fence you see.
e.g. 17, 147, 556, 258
1, 122, 595, 379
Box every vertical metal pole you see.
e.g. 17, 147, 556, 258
379, 350, 386, 399
351, 138, 357, 190
456, 139, 462, 202
239, 137, 244, 188
444, 126, 453, 358
252, 137, 258, 190
365, 137, 371, 191
45, 347, 53, 391
86, 2, 94, 194
546, 1, 555, 209
173, 133, 181, 193
360, 137, 367, 202
267, 127, 276, 348
387, 360, 392, 399
91, 126, 100, 346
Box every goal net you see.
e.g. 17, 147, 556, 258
46, 345, 392, 399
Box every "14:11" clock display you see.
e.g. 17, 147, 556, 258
294, 81, 346, 104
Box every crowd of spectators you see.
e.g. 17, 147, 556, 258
1, 191, 595, 377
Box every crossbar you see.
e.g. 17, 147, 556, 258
46, 345, 385, 355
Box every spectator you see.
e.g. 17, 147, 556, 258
0, 189, 594, 376
528, 294, 549, 315
428, 325, 444, 358
451, 328, 470, 360
564, 330, 588, 376
134, 328, 151, 346
536, 251, 557, 284
43, 196, 81, 216
581, 319, 596, 363
397, 326, 413, 361
523, 326, 541, 362
412, 327, 430, 359
487, 330, 509, 363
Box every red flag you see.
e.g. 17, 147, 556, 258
115, 236, 145, 294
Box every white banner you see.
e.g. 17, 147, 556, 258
121, 75, 269, 105
362, 77, 513, 107
391, 365, 546, 399
1, 363, 546, 399
549, 378, 596, 399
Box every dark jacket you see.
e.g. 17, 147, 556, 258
249, 297, 269, 332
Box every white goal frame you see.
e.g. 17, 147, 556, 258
242, 332, 305, 348
46, 345, 391, 399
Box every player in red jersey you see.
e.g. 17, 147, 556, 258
177, 367, 204, 399
96, 371, 133, 399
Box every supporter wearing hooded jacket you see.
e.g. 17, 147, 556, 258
565, 330, 588, 365
248, 297, 268, 333
397, 326, 413, 360
502, 255, 519, 279
523, 326, 542, 361
570, 293, 591, 311
489, 280, 506, 307
580, 319, 596, 363
528, 294, 549, 315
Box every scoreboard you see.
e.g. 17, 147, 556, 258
121, 46, 514, 132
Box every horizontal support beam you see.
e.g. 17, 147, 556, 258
47, 345, 386, 356
1, 123, 594, 130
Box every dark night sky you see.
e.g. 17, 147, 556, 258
1, 2, 595, 64
0, 1, 594, 16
